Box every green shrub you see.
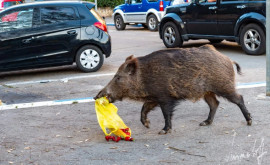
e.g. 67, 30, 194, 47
86, 0, 124, 8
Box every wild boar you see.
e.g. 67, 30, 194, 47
95, 45, 252, 134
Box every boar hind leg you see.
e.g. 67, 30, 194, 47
158, 101, 177, 135
200, 92, 219, 126
224, 93, 252, 126
141, 101, 158, 128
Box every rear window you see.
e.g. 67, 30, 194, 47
3, 1, 22, 8
41, 7, 78, 25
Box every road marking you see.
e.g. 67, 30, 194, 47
0, 82, 266, 111
0, 97, 95, 111
236, 81, 266, 89
0, 73, 115, 87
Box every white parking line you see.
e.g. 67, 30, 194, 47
0, 73, 115, 87
0, 97, 95, 111
0, 82, 266, 111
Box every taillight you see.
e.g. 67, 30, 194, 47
94, 22, 107, 32
159, 0, 164, 11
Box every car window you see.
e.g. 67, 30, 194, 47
3, 1, 22, 8
131, 0, 142, 4
148, 0, 158, 2
0, 8, 33, 33
221, 0, 244, 2
41, 7, 78, 25
198, 0, 217, 3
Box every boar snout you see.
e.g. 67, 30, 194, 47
94, 89, 114, 103
94, 90, 106, 100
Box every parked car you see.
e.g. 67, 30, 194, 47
0, 0, 22, 11
113, 0, 172, 31
159, 0, 266, 55
0, 1, 111, 73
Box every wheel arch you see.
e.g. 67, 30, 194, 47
112, 9, 127, 23
73, 43, 105, 62
234, 12, 266, 43
146, 9, 162, 22
159, 13, 186, 40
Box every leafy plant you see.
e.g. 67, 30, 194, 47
86, 0, 124, 8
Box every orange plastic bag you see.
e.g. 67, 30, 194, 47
95, 97, 133, 142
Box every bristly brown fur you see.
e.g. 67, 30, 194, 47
95, 44, 252, 134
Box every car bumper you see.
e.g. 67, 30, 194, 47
102, 35, 111, 58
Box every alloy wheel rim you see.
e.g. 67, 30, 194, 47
80, 49, 100, 69
116, 18, 121, 28
149, 18, 156, 30
164, 26, 176, 45
244, 29, 261, 51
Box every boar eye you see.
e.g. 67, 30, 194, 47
115, 75, 121, 81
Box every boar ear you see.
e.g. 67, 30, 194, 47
125, 55, 134, 62
125, 58, 138, 75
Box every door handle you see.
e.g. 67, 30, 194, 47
67, 30, 77, 35
236, 5, 246, 9
22, 37, 34, 44
209, 6, 217, 10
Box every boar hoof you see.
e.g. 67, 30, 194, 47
247, 120, 252, 126
141, 118, 150, 128
158, 129, 171, 135
199, 120, 212, 126
144, 119, 150, 128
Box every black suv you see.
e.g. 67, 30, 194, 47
159, 0, 266, 55
0, 1, 111, 72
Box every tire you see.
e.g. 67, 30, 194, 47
76, 45, 104, 72
147, 14, 158, 31
114, 15, 126, 30
208, 39, 223, 44
162, 22, 183, 48
240, 23, 266, 55
142, 24, 148, 29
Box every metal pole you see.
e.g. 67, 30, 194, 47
95, 0, 97, 11
267, 0, 270, 96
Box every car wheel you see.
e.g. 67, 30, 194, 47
76, 45, 104, 72
114, 15, 126, 30
208, 39, 223, 44
162, 22, 183, 48
142, 24, 148, 29
147, 14, 158, 31
240, 23, 266, 55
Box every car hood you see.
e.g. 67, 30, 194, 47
166, 2, 191, 15
173, 2, 191, 8
113, 4, 125, 12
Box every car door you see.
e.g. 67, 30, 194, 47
33, 6, 81, 65
124, 0, 144, 22
0, 7, 40, 71
217, 0, 249, 36
185, 0, 218, 36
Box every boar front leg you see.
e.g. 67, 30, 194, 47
141, 101, 158, 128
158, 100, 177, 135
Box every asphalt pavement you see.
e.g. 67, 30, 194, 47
0, 22, 269, 165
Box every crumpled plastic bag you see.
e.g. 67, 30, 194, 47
95, 97, 133, 142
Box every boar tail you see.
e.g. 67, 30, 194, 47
232, 61, 242, 75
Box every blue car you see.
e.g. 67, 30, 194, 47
113, 0, 172, 31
